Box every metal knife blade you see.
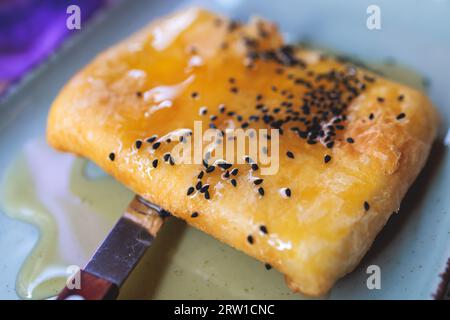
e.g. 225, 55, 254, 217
57, 195, 170, 300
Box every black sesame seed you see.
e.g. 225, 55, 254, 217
187, 187, 195, 196
251, 163, 259, 171
135, 140, 142, 149
377, 97, 385, 103
256, 94, 263, 101
152, 142, 161, 150
286, 151, 294, 159
254, 178, 263, 185
260, 225, 268, 234
191, 92, 199, 99
244, 156, 253, 163
324, 154, 332, 163
196, 181, 202, 190
247, 235, 254, 244
191, 212, 199, 218
227, 20, 240, 32
398, 94, 404, 101
326, 141, 334, 149
197, 171, 204, 179
264, 263, 272, 270
230, 87, 239, 94
284, 188, 291, 197
136, 91, 142, 98
262, 114, 272, 124
396, 112, 406, 120
364, 75, 376, 83
346, 137, 354, 143
146, 135, 157, 143
258, 187, 265, 196
364, 201, 370, 211
109, 152, 115, 161
369, 113, 374, 120
224, 171, 230, 178
276, 67, 284, 74
230, 168, 239, 176
231, 179, 237, 187
200, 184, 210, 193
152, 159, 158, 168
159, 209, 171, 218
218, 162, 232, 170
204, 190, 210, 200
206, 165, 216, 173
219, 104, 226, 113
163, 153, 171, 162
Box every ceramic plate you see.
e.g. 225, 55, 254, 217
0, 0, 449, 299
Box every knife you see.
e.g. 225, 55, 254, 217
57, 195, 170, 300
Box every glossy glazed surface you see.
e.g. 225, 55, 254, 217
1, 0, 449, 299
47, 8, 437, 295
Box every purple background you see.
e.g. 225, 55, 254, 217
0, 0, 115, 95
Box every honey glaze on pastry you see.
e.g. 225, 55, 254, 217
47, 8, 438, 296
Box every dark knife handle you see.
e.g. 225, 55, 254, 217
56, 195, 167, 300
57, 269, 119, 300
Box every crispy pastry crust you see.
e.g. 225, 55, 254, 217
47, 8, 438, 296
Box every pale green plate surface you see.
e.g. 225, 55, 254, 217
0, 0, 449, 299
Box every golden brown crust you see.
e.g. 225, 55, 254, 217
47, 8, 438, 296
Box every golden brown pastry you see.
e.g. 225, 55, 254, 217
47, 8, 438, 296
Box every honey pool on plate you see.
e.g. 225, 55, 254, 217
0, 61, 425, 300
0, 139, 300, 300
